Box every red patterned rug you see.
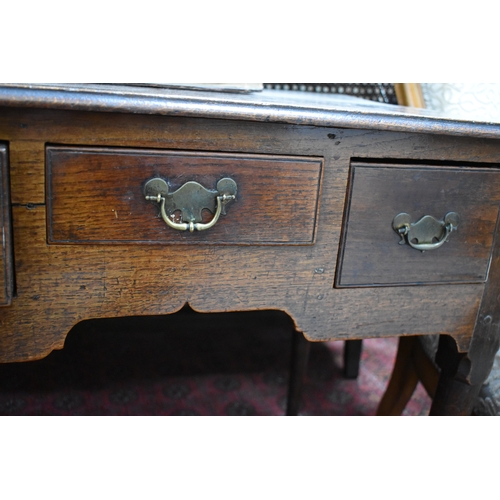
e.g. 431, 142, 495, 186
0, 308, 431, 415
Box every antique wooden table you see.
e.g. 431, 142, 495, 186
1, 83, 500, 415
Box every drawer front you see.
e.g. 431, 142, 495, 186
0, 143, 13, 305
47, 147, 323, 245
337, 162, 500, 287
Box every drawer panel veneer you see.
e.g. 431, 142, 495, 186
337, 162, 500, 287
47, 147, 323, 245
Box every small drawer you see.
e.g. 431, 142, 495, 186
46, 147, 323, 245
0, 143, 13, 305
336, 162, 500, 287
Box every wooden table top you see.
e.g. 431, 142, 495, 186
1, 83, 500, 138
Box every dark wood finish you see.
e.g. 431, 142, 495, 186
47, 147, 323, 245
338, 163, 500, 286
380, 178, 500, 415
0, 107, 494, 363
0, 144, 13, 306
343, 339, 363, 379
1, 85, 500, 416
1, 83, 500, 140
0, 189, 483, 363
346, 84, 426, 381
286, 330, 311, 416
430, 335, 480, 415
430, 194, 500, 415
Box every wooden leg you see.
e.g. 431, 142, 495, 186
286, 330, 310, 416
376, 336, 420, 416
434, 209, 500, 415
412, 339, 440, 398
343, 340, 363, 379
430, 335, 483, 416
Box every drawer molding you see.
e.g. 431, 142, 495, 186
46, 146, 323, 246
336, 162, 500, 287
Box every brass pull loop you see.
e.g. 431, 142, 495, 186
144, 177, 237, 232
392, 212, 459, 252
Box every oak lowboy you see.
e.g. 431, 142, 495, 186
1, 84, 500, 415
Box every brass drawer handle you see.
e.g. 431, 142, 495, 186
392, 212, 459, 251
144, 177, 237, 232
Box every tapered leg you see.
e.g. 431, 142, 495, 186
376, 336, 420, 416
286, 330, 310, 416
343, 340, 363, 379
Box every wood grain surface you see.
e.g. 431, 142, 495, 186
1, 107, 500, 362
0, 205, 483, 362
0, 145, 6, 305
2, 84, 500, 140
0, 144, 13, 306
47, 147, 322, 245
338, 163, 500, 286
